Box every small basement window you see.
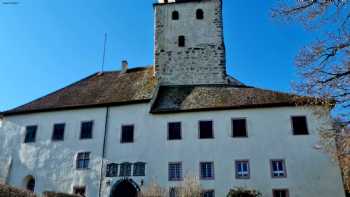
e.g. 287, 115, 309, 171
172, 11, 179, 20
291, 116, 308, 135
273, 189, 289, 197
121, 125, 134, 143
169, 188, 180, 197
73, 186, 86, 197
199, 121, 214, 139
196, 9, 204, 19
202, 190, 215, 197
178, 36, 185, 47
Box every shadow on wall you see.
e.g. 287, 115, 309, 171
0, 120, 101, 194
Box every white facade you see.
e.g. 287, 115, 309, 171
0, 104, 346, 197
0, 0, 346, 196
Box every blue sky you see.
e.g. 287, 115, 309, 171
0, 0, 313, 111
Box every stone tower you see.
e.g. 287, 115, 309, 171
154, 0, 228, 85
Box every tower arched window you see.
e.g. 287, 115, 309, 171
172, 11, 179, 20
196, 9, 204, 20
178, 36, 185, 47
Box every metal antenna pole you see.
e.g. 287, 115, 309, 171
101, 33, 107, 72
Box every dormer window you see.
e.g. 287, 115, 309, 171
196, 9, 204, 19
172, 11, 179, 20
178, 36, 185, 47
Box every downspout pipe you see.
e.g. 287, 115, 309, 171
99, 107, 110, 197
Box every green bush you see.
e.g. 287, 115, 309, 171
227, 187, 262, 197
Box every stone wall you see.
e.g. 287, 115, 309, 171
154, 0, 228, 85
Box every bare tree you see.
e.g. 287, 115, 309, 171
138, 181, 167, 197
272, 0, 350, 192
139, 176, 202, 197
272, 0, 350, 124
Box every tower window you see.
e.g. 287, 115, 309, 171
196, 9, 204, 19
178, 36, 185, 47
172, 11, 179, 20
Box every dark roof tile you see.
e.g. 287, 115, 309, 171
150, 85, 312, 113
4, 67, 157, 115
3, 66, 318, 116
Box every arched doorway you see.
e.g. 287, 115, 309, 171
23, 175, 35, 192
110, 179, 139, 197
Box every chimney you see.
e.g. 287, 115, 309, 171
121, 60, 128, 74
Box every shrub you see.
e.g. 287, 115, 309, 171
227, 187, 262, 197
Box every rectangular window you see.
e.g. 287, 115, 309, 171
133, 162, 146, 176
200, 162, 214, 179
271, 160, 287, 178
273, 189, 289, 197
168, 162, 182, 181
73, 186, 86, 197
121, 125, 134, 143
199, 121, 213, 139
76, 152, 90, 170
52, 123, 65, 141
202, 190, 215, 197
24, 125, 37, 143
235, 160, 250, 179
119, 162, 132, 176
80, 121, 93, 139
106, 163, 118, 177
168, 122, 182, 140
291, 116, 308, 135
232, 119, 247, 137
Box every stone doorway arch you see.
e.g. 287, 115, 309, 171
110, 179, 140, 197
23, 175, 35, 192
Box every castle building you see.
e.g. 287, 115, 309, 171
0, 0, 346, 197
